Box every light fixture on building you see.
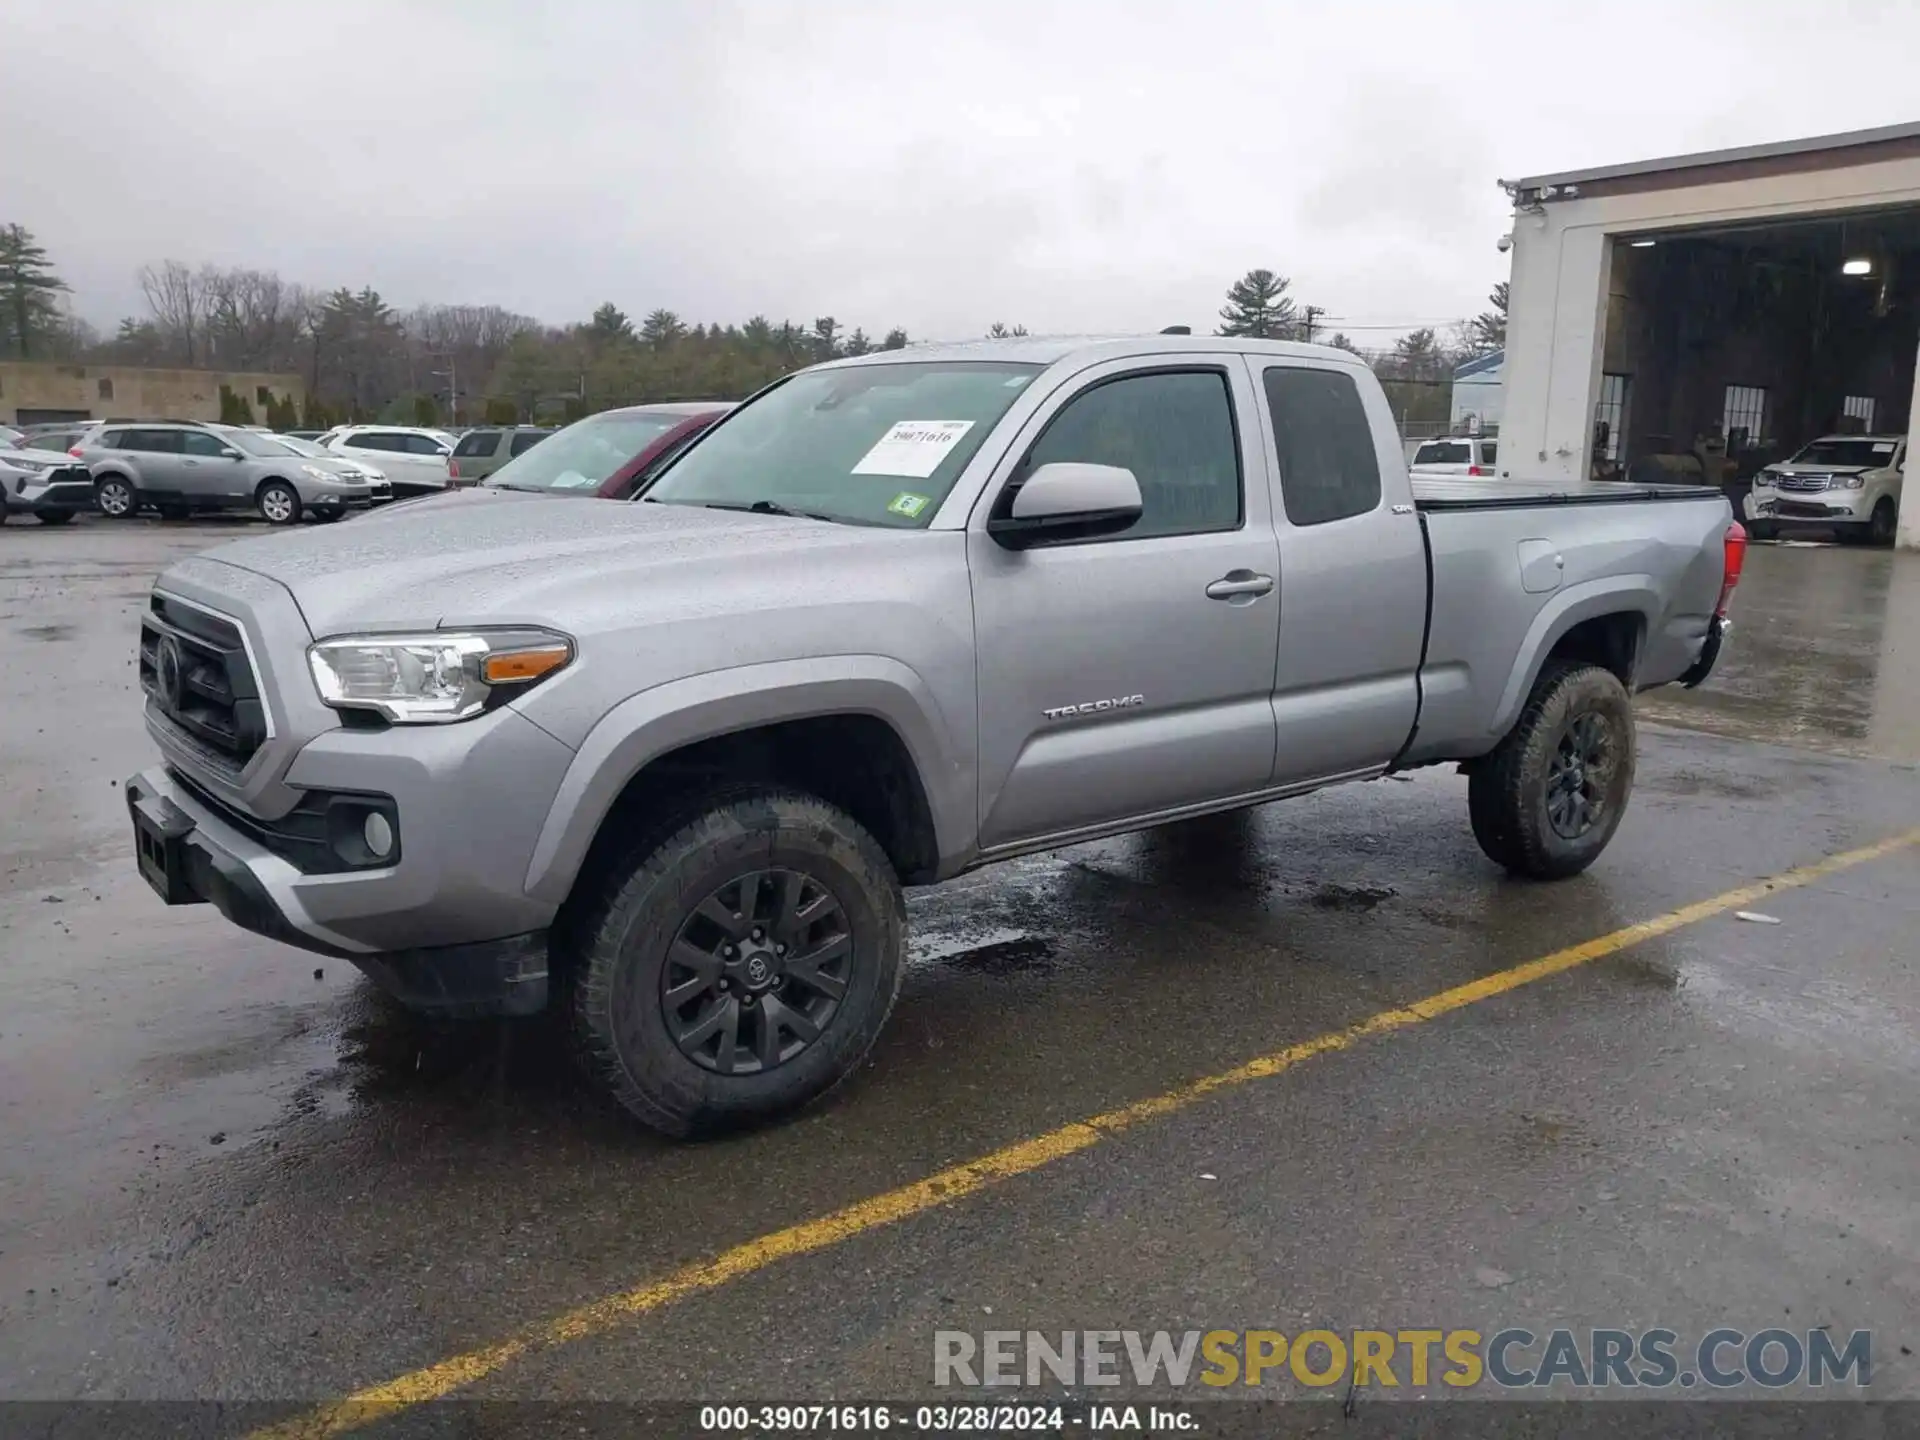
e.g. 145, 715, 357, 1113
1842, 257, 1874, 276
1630, 239, 1657, 248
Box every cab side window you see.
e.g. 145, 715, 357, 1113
1262, 366, 1382, 526
1022, 370, 1241, 539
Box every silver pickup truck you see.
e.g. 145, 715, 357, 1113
126, 336, 1744, 1136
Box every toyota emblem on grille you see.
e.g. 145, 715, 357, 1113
157, 636, 186, 710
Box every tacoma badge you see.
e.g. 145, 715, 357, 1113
1042, 694, 1146, 721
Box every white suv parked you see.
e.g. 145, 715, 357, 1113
1747, 434, 1905, 546
1409, 435, 1498, 478
315, 425, 456, 500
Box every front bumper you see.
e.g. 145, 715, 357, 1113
126, 767, 551, 1016
1748, 491, 1869, 523
4, 470, 96, 518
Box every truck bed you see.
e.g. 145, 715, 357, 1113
1412, 476, 1723, 510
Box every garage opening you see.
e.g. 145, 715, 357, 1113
1596, 205, 1918, 521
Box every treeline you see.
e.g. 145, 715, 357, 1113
2, 223, 1509, 433
109, 262, 914, 427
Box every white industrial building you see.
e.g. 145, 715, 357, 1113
1498, 121, 1920, 548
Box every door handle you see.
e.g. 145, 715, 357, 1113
1205, 571, 1274, 600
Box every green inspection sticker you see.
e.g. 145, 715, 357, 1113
887, 492, 930, 517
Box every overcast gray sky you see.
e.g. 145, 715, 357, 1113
5, 0, 1917, 344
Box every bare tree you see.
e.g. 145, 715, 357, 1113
138, 260, 206, 366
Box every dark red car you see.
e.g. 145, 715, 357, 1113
478, 401, 734, 500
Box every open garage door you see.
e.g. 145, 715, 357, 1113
1597, 204, 1917, 542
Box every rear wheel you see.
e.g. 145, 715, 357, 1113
566, 787, 905, 1137
94, 475, 137, 519
1468, 661, 1636, 880
257, 480, 301, 526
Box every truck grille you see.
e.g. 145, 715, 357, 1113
1773, 473, 1832, 493
139, 595, 269, 765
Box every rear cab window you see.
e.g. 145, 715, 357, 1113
1261, 367, 1382, 526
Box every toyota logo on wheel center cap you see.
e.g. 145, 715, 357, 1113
745, 955, 771, 985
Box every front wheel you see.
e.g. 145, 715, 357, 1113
1868, 498, 1898, 548
567, 787, 905, 1137
94, 476, 137, 519
257, 481, 301, 526
1468, 661, 1636, 880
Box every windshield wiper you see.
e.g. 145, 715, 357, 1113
685, 499, 840, 524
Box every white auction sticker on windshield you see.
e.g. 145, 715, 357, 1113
851, 420, 975, 478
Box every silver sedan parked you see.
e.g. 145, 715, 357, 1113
79, 422, 381, 525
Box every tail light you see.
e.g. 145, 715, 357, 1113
447, 458, 460, 478
1467, 465, 1484, 476
1716, 520, 1747, 618
69, 446, 85, 458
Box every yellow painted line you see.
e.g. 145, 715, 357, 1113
253, 826, 1920, 1439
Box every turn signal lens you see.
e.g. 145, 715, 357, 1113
481, 645, 572, 684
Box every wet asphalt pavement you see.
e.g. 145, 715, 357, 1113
2, 519, 1918, 1416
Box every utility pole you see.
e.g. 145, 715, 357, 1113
1300, 305, 1325, 343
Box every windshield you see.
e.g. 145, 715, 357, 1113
646, 361, 1041, 526
1789, 438, 1898, 468
272, 436, 325, 457
483, 412, 683, 492
225, 430, 300, 458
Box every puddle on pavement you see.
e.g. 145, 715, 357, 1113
19, 623, 75, 642
917, 929, 1057, 975
1639, 546, 1920, 764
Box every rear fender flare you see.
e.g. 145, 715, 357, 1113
1487, 575, 1657, 740
523, 655, 969, 904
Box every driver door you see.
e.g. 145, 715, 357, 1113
969, 359, 1281, 851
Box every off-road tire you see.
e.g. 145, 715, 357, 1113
566, 786, 906, 1137
1468, 660, 1636, 880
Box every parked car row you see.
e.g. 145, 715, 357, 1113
4, 402, 734, 526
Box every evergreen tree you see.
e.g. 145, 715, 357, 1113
0, 223, 70, 359
1216, 269, 1299, 338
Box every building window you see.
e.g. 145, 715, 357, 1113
1722, 385, 1768, 451
256, 385, 272, 406
1841, 395, 1876, 432
1593, 373, 1630, 461
97, 377, 114, 401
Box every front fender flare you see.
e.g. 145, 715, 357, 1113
522, 655, 970, 904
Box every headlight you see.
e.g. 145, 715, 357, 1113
308, 629, 573, 723
301, 465, 338, 482
361, 466, 387, 482
1833, 474, 1865, 489
1753, 472, 1777, 488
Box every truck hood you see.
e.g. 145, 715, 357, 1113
202, 488, 922, 636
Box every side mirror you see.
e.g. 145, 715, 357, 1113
219, 448, 242, 460
987, 462, 1143, 550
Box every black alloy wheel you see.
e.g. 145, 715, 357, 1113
1545, 711, 1616, 840
660, 868, 853, 1075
